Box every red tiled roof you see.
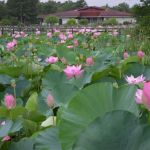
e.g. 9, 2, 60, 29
39, 7, 132, 18
100, 9, 132, 17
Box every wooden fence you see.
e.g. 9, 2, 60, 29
0, 25, 133, 35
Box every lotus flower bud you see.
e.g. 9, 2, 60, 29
86, 57, 94, 66
4, 94, 16, 109
123, 51, 129, 59
47, 94, 54, 108
137, 50, 145, 59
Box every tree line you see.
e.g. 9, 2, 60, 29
0, 0, 149, 26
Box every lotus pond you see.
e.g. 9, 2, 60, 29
0, 29, 150, 150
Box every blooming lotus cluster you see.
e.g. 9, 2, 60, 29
4, 94, 16, 109
6, 39, 17, 51
125, 75, 145, 85
64, 65, 84, 79
45, 56, 58, 64
12, 31, 28, 38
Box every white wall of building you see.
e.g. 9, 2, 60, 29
62, 18, 78, 24
104, 17, 136, 24
116, 17, 136, 24
53, 17, 136, 25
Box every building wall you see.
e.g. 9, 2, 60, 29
104, 17, 136, 24
60, 17, 135, 25
62, 18, 78, 24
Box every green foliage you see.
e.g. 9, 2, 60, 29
102, 18, 118, 26
0, 17, 19, 26
66, 18, 77, 26
79, 19, 88, 26
0, 30, 150, 150
113, 2, 130, 12
0, 19, 12, 26
58, 83, 139, 150
6, 0, 39, 24
73, 111, 150, 150
45, 15, 59, 25
133, 0, 150, 35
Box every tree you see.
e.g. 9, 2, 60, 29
45, 15, 59, 25
133, 0, 150, 26
7, 0, 39, 24
132, 0, 150, 35
0, 1, 7, 20
75, 0, 87, 8
113, 2, 130, 12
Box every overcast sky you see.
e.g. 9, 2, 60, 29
41, 0, 140, 7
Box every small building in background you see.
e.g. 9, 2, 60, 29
39, 6, 135, 25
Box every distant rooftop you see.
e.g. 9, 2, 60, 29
39, 6, 132, 18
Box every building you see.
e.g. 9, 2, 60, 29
39, 6, 135, 25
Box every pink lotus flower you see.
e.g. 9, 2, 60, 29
6, 42, 15, 50
45, 56, 58, 64
47, 94, 54, 108
47, 32, 52, 38
73, 40, 78, 46
15, 34, 21, 38
36, 30, 41, 35
59, 33, 67, 41
4, 94, 16, 109
64, 65, 84, 79
137, 50, 145, 59
142, 82, 150, 110
86, 57, 94, 66
67, 45, 74, 49
68, 33, 74, 39
93, 32, 101, 38
135, 89, 143, 104
12, 39, 17, 45
2, 136, 11, 142
123, 52, 129, 59
125, 75, 145, 85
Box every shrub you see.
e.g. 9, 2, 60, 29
79, 19, 88, 26
66, 18, 77, 26
0, 19, 12, 25
102, 18, 118, 26
45, 15, 59, 25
